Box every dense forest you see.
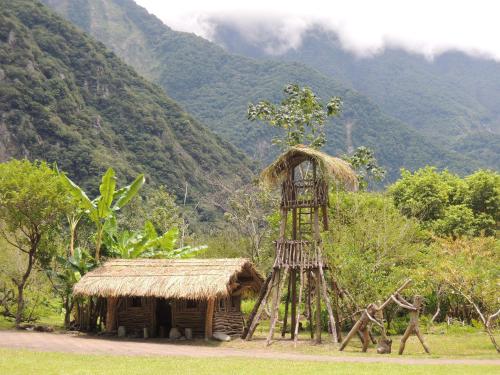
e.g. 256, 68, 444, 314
0, 0, 252, 216
211, 25, 500, 170
42, 0, 482, 182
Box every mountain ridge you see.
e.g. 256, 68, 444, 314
42, 0, 483, 181
0, 0, 252, 215
211, 24, 500, 169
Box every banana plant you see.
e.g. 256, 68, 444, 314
61, 168, 145, 262
103, 218, 205, 259
47, 247, 95, 328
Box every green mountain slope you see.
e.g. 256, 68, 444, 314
211, 25, 500, 169
42, 0, 481, 181
0, 0, 252, 209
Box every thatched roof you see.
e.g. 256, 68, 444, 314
73, 259, 264, 300
260, 145, 358, 191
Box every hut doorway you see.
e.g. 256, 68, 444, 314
156, 299, 172, 337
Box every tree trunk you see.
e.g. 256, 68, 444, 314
15, 249, 35, 327
63, 296, 72, 329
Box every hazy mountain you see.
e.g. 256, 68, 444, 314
0, 0, 252, 216
211, 24, 500, 169
42, 0, 481, 182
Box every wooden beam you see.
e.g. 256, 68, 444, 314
266, 269, 284, 346
244, 271, 275, 340
205, 298, 215, 340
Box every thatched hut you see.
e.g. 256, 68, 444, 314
73, 259, 263, 339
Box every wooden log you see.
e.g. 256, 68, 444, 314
399, 296, 430, 355
243, 272, 272, 339
315, 268, 322, 344
266, 269, 284, 346
307, 271, 314, 339
318, 257, 338, 343
293, 267, 304, 347
290, 269, 297, 339
205, 298, 215, 340
281, 273, 292, 338
245, 270, 275, 340
339, 304, 377, 351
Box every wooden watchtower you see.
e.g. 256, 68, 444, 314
243, 145, 358, 345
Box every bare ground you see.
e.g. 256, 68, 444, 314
0, 330, 499, 366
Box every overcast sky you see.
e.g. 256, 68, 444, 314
135, 0, 500, 61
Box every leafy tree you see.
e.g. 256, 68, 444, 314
390, 167, 453, 222
61, 168, 145, 261
466, 170, 500, 223
0, 160, 71, 326
324, 191, 428, 312
432, 237, 500, 352
390, 167, 498, 237
342, 146, 386, 190
207, 180, 278, 264
118, 186, 182, 234
248, 84, 342, 150
432, 205, 477, 239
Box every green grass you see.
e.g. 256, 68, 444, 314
0, 349, 498, 375
0, 312, 65, 331
235, 320, 499, 359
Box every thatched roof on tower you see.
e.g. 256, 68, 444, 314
73, 259, 263, 300
260, 145, 359, 191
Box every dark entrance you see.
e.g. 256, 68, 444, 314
156, 298, 172, 337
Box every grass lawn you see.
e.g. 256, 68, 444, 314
0, 312, 65, 331
225, 321, 500, 359
0, 349, 498, 375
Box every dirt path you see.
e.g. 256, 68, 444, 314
1, 331, 499, 366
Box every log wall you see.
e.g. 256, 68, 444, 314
171, 299, 207, 337
213, 295, 244, 337
213, 310, 244, 337
116, 297, 156, 336
115, 296, 246, 338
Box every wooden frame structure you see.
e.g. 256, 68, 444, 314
243, 146, 358, 345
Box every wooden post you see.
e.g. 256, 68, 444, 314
243, 272, 272, 339
293, 268, 304, 346
105, 297, 117, 332
290, 269, 297, 339
318, 258, 338, 343
315, 269, 322, 343
205, 298, 215, 340
281, 273, 292, 338
307, 271, 314, 339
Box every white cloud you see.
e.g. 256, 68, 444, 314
135, 0, 500, 61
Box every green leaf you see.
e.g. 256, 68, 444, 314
98, 168, 116, 217
61, 173, 94, 211
113, 174, 145, 210
143, 221, 157, 239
